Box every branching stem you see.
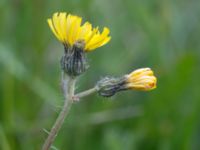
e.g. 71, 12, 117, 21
42, 73, 76, 150
42, 73, 99, 149
74, 86, 98, 100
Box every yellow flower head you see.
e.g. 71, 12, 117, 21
96, 68, 157, 97
125, 68, 157, 91
47, 12, 111, 52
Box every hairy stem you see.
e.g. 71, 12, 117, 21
74, 86, 98, 100
42, 73, 76, 150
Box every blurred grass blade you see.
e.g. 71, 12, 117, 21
0, 125, 11, 150
0, 44, 60, 106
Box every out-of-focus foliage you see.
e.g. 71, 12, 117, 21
0, 0, 200, 150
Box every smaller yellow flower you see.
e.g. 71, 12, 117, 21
125, 68, 157, 91
47, 12, 111, 52
96, 68, 157, 97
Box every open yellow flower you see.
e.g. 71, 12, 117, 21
125, 68, 157, 91
47, 12, 111, 52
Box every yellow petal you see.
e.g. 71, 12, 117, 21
66, 15, 79, 46
86, 36, 111, 51
79, 22, 92, 40
85, 27, 110, 51
85, 27, 99, 44
71, 17, 82, 44
59, 12, 68, 42
52, 12, 64, 42
47, 19, 62, 41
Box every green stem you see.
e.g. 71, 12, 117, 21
74, 86, 98, 100
42, 73, 76, 150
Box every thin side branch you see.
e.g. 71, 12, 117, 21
42, 73, 76, 150
74, 86, 98, 101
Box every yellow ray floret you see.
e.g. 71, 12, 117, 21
125, 68, 157, 91
47, 12, 111, 51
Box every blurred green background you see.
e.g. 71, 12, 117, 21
0, 0, 200, 149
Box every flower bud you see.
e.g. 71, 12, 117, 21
96, 68, 157, 97
125, 68, 157, 91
